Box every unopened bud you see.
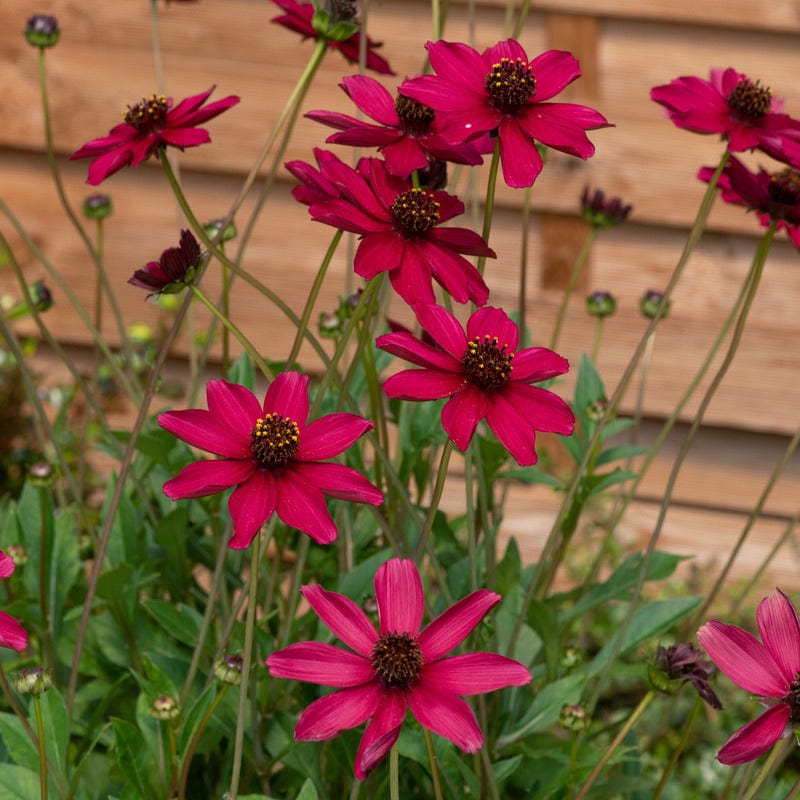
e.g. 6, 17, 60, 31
25, 14, 60, 47
14, 666, 52, 695
586, 290, 617, 318
214, 654, 244, 686
82, 194, 113, 220
560, 704, 590, 731
560, 646, 582, 669
28, 460, 56, 487
150, 695, 180, 720
203, 218, 237, 244
640, 289, 670, 320
5, 544, 27, 567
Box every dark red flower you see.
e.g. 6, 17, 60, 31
306, 74, 483, 177
69, 86, 240, 185
270, 0, 393, 75
296, 151, 493, 305
128, 229, 202, 295
651, 68, 800, 164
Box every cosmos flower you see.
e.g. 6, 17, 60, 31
270, 0, 393, 75
651, 68, 800, 163
698, 588, 800, 764
267, 557, 531, 779
69, 86, 240, 185
297, 151, 493, 305
376, 304, 574, 465
158, 372, 383, 549
400, 39, 609, 188
698, 156, 800, 248
306, 74, 483, 177
0, 551, 27, 653
652, 642, 722, 709
128, 229, 203, 295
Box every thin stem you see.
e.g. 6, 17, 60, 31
591, 316, 604, 362
229, 527, 267, 799
574, 690, 655, 800
652, 696, 702, 800
518, 185, 532, 338
33, 694, 49, 800
190, 285, 273, 381
741, 735, 795, 800
549, 226, 597, 351
390, 740, 400, 800
477, 138, 501, 276
422, 727, 444, 800
277, 536, 310, 649
177, 686, 228, 800
414, 440, 455, 561
38, 488, 54, 667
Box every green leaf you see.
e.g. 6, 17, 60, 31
142, 599, 202, 648
528, 599, 561, 682
296, 778, 320, 800
594, 443, 648, 467
32, 689, 70, 785
227, 352, 255, 390
337, 549, 392, 600
503, 466, 563, 488
0, 711, 39, 772
0, 764, 42, 800
111, 718, 154, 799
178, 684, 218, 756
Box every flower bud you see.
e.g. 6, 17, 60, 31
203, 218, 237, 244
82, 194, 113, 220
214, 654, 244, 686
28, 460, 56, 487
29, 281, 53, 312
5, 544, 27, 567
150, 695, 180, 720
560, 703, 590, 732
318, 310, 341, 339
14, 666, 52, 695
559, 646, 582, 669
586, 290, 617, 318
640, 289, 670, 320
25, 15, 60, 47
580, 186, 632, 229
585, 398, 607, 423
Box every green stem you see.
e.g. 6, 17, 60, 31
277, 536, 310, 649
190, 285, 273, 381
414, 440, 455, 561
549, 226, 597, 351
741, 735, 795, 800
33, 694, 48, 800
229, 527, 268, 799
518, 186, 532, 339
652, 696, 701, 800
390, 740, 400, 800
177, 686, 228, 800
286, 229, 343, 367
477, 139, 501, 276
38, 488, 53, 668
574, 690, 654, 800
591, 316, 604, 362
422, 727, 444, 800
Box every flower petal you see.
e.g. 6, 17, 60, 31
529, 50, 581, 101
382, 369, 465, 401
498, 117, 544, 188
294, 682, 384, 741
264, 372, 310, 426
0, 552, 14, 579
266, 642, 375, 686
413, 302, 468, 359
419, 589, 500, 661
375, 558, 424, 636
376, 330, 462, 372
408, 682, 483, 752
301, 584, 378, 656
512, 347, 570, 382
355, 689, 407, 780
502, 383, 575, 435
426, 40, 490, 90
158, 408, 251, 458
420, 653, 531, 694
466, 306, 519, 351
274, 471, 338, 544
698, 620, 789, 697
441, 386, 485, 450
297, 413, 374, 460
717, 703, 791, 765
354, 231, 405, 278
0, 611, 27, 652
163, 459, 255, 500
756, 589, 800, 684
485, 393, 539, 465
291, 462, 383, 506
341, 75, 398, 126
227, 470, 277, 549
206, 380, 262, 438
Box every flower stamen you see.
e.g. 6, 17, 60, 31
370, 632, 423, 689
390, 189, 440, 237
394, 95, 436, 136
485, 57, 535, 115
250, 414, 300, 470
462, 335, 514, 391
726, 78, 772, 122
769, 167, 800, 207
124, 94, 169, 133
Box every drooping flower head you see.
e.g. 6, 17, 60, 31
69, 86, 240, 185
400, 39, 610, 188
128, 229, 203, 295
650, 642, 722, 709
270, 0, 393, 75
376, 304, 574, 466
158, 372, 383, 549
651, 68, 800, 163
698, 588, 800, 764
306, 75, 483, 178
295, 151, 494, 305
267, 557, 531, 779
698, 156, 800, 248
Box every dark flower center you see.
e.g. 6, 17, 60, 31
124, 94, 169, 133
784, 676, 800, 720
250, 414, 300, 470
769, 168, 800, 207
370, 631, 423, 689
391, 189, 440, 237
485, 58, 536, 115
394, 95, 436, 136
462, 335, 514, 391
726, 78, 772, 122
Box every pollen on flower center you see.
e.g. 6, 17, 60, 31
390, 189, 440, 237
726, 78, 772, 121
250, 414, 300, 470
769, 167, 800, 207
124, 94, 169, 133
394, 95, 436, 136
370, 631, 423, 689
485, 57, 536, 114
462, 335, 514, 391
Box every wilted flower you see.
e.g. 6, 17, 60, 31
69, 86, 240, 185
698, 588, 800, 764
128, 230, 202, 295
651, 642, 722, 709
25, 14, 59, 47
267, 558, 531, 779
580, 187, 632, 228
586, 290, 617, 318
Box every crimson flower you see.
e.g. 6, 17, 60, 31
0, 551, 27, 653
306, 75, 483, 178
651, 68, 800, 163
298, 151, 493, 305
158, 372, 383, 549
271, 0, 393, 75
698, 156, 800, 248
376, 304, 574, 466
69, 86, 240, 185
128, 229, 202, 294
698, 589, 800, 765
267, 557, 531, 779
286, 148, 345, 206
400, 39, 609, 188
